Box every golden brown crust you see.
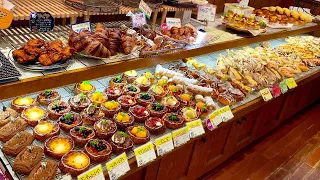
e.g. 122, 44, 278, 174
27, 160, 58, 180
0, 108, 18, 127
2, 131, 34, 156
0, 118, 28, 142
12, 146, 43, 174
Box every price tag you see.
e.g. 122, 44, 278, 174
206, 119, 216, 131
271, 84, 281, 97
71, 21, 91, 33
187, 119, 205, 138
166, 18, 181, 29
132, 12, 146, 28
139, 0, 152, 19
30, 12, 54, 32
161, 23, 169, 30
154, 133, 174, 156
238, 0, 249, 8
78, 164, 104, 180
106, 153, 130, 180
134, 142, 157, 167
217, 106, 234, 122
209, 109, 222, 126
286, 78, 297, 89
172, 126, 190, 147
280, 80, 288, 94
260, 88, 273, 101
197, 5, 217, 22
0, 8, 13, 29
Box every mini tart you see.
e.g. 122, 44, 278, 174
109, 131, 133, 154
178, 93, 195, 107
47, 101, 71, 120
74, 81, 96, 95
80, 104, 105, 125
58, 113, 83, 132
127, 126, 150, 144
135, 93, 155, 107
0, 118, 28, 142
117, 95, 137, 111
123, 84, 141, 97
147, 103, 168, 118
143, 72, 155, 84
163, 113, 184, 129
88, 91, 108, 106
59, 150, 90, 177
11, 97, 37, 113
2, 131, 34, 156
105, 87, 124, 100
94, 119, 117, 139
68, 94, 91, 112
44, 136, 74, 159
145, 117, 166, 135
196, 102, 209, 117
84, 139, 112, 162
109, 75, 128, 88
167, 84, 184, 96
161, 96, 180, 112
27, 160, 58, 180
129, 105, 150, 123
218, 92, 236, 106
134, 76, 151, 91
113, 112, 134, 131
148, 85, 166, 100
0, 107, 18, 127
180, 107, 199, 122
123, 70, 138, 83
21, 106, 48, 127
37, 90, 61, 105
101, 100, 121, 118
12, 146, 43, 175
33, 121, 60, 142
69, 126, 95, 147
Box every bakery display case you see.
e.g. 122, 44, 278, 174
0, 2, 319, 180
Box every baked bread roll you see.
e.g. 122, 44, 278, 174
12, 146, 43, 174
2, 131, 34, 156
0, 118, 28, 142
27, 160, 58, 180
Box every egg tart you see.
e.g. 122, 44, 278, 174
59, 150, 90, 177
163, 113, 184, 129
147, 103, 168, 118
22, 106, 48, 126
0, 118, 28, 142
74, 81, 96, 95
135, 93, 155, 107
145, 117, 166, 135
109, 75, 128, 88
110, 131, 133, 154
127, 126, 150, 144
11, 97, 37, 113
101, 100, 121, 118
2, 131, 34, 156
80, 104, 105, 125
68, 93, 91, 112
0, 106, 18, 127
178, 93, 195, 107
161, 96, 180, 112
84, 139, 112, 162
47, 101, 71, 120
88, 91, 108, 106
123, 70, 138, 83
58, 113, 82, 132
105, 87, 123, 100
148, 84, 166, 100
13, 146, 43, 174
180, 107, 199, 122
113, 112, 134, 131
37, 90, 61, 105
123, 84, 141, 97
167, 84, 184, 96
129, 105, 150, 122
117, 95, 136, 111
94, 119, 117, 139
134, 76, 151, 91
70, 126, 95, 147
33, 121, 60, 142
27, 160, 58, 180
44, 136, 74, 159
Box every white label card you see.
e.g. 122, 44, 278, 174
172, 126, 190, 147
134, 142, 157, 167
77, 164, 105, 180
187, 119, 205, 138
139, 0, 152, 19
106, 153, 130, 180
166, 18, 181, 29
154, 133, 174, 156
197, 5, 217, 22
132, 12, 146, 28
239, 0, 249, 8
71, 21, 91, 33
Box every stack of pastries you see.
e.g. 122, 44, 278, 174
160, 25, 198, 42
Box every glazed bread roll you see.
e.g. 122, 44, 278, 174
276, 6, 284, 14
284, 8, 291, 17
291, 11, 300, 20
269, 6, 276, 12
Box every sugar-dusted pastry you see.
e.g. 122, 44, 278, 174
145, 117, 166, 135
59, 150, 90, 177
163, 113, 184, 129
135, 93, 155, 107
11, 97, 37, 113
44, 136, 74, 159
0, 118, 28, 142
113, 112, 134, 131
88, 91, 108, 106
2, 131, 34, 156
204, 96, 216, 110
37, 90, 61, 105
47, 101, 71, 120
13, 146, 43, 174
69, 126, 95, 147
85, 139, 112, 162
21, 106, 48, 127
33, 121, 60, 142
27, 160, 58, 180
74, 80, 96, 95
68, 93, 91, 112
123, 70, 138, 83
58, 113, 82, 132
80, 103, 105, 125
94, 119, 117, 139
127, 126, 150, 144
0, 107, 18, 127
110, 131, 134, 154
155, 64, 185, 78
186, 84, 213, 95
161, 96, 180, 112
172, 75, 198, 85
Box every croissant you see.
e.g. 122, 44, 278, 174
83, 38, 111, 58
79, 30, 92, 41
171, 27, 179, 34
121, 35, 136, 55
140, 28, 156, 40
68, 30, 84, 52
107, 29, 121, 55
95, 23, 108, 35
91, 32, 109, 47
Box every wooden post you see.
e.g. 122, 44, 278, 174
61, 18, 66, 26
160, 9, 167, 25
84, 15, 90, 21
151, 10, 159, 30
70, 17, 77, 24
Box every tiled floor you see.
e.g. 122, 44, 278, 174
201, 102, 320, 180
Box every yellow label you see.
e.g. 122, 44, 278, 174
0, 8, 13, 29
260, 88, 273, 101
172, 126, 189, 139
209, 110, 220, 121
78, 164, 103, 180
155, 134, 173, 147
218, 106, 231, 114
286, 78, 297, 89
106, 153, 127, 171
134, 142, 154, 157
187, 119, 202, 129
